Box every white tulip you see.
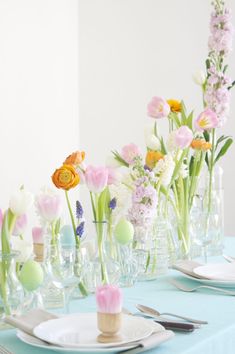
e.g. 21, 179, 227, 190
9, 189, 33, 216
192, 70, 206, 86
11, 237, 33, 262
145, 134, 160, 150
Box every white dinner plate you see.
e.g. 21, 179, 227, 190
17, 330, 136, 353
33, 313, 153, 349
194, 263, 235, 281
182, 274, 235, 288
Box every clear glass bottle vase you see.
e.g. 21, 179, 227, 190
0, 252, 24, 320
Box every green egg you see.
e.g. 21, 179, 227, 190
19, 260, 44, 291
114, 218, 134, 245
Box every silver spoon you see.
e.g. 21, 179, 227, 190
136, 304, 208, 325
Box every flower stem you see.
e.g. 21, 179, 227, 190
65, 190, 79, 247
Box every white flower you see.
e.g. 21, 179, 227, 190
155, 154, 175, 186
144, 123, 160, 150
9, 189, 33, 216
192, 70, 206, 86
109, 183, 132, 224
11, 237, 33, 262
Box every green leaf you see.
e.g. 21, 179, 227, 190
55, 218, 61, 234
215, 135, 231, 150
206, 58, 210, 70
214, 138, 233, 164
189, 156, 195, 176
160, 137, 167, 155
187, 111, 194, 129
203, 131, 210, 142
1, 211, 11, 254
97, 187, 109, 222
104, 188, 112, 220
169, 112, 181, 128
111, 151, 129, 167
205, 152, 209, 168
223, 64, 228, 73
180, 101, 187, 125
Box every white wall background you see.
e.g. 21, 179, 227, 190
0, 1, 234, 236
79, 0, 235, 235
0, 0, 80, 230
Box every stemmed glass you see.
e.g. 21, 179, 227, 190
45, 243, 82, 313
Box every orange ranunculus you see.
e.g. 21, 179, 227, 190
191, 139, 212, 151
145, 150, 164, 169
63, 151, 85, 166
167, 99, 182, 113
52, 164, 80, 190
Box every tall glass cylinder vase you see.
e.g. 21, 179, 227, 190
0, 252, 24, 321
133, 217, 169, 281
86, 221, 120, 292
190, 166, 224, 260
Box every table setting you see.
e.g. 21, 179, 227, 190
0, 0, 235, 353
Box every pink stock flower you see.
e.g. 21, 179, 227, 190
195, 109, 219, 132
13, 214, 28, 236
96, 285, 122, 314
174, 126, 193, 149
147, 96, 170, 118
32, 226, 44, 243
36, 193, 63, 223
0, 209, 3, 230
85, 165, 109, 193
121, 143, 141, 165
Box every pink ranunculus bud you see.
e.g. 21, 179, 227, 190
85, 165, 109, 194
195, 108, 219, 132
147, 96, 170, 118
174, 125, 193, 149
13, 214, 28, 236
32, 226, 44, 244
96, 285, 123, 314
0, 208, 3, 230
121, 143, 141, 165
35, 193, 63, 223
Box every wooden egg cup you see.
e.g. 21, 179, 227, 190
97, 312, 122, 343
33, 243, 44, 262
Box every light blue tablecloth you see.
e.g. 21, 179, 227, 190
1, 238, 235, 354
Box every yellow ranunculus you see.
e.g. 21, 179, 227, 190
52, 164, 80, 190
167, 99, 182, 113
145, 150, 164, 169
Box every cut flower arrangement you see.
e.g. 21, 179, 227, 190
0, 0, 234, 319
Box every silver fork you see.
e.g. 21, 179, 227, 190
169, 279, 235, 295
0, 345, 13, 354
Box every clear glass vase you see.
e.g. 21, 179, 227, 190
41, 234, 89, 310
116, 243, 139, 287
190, 166, 224, 260
133, 218, 169, 281
86, 221, 120, 291
0, 252, 24, 320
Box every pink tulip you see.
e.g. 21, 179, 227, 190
0, 208, 3, 230
195, 108, 219, 132
96, 285, 122, 314
147, 96, 170, 118
174, 125, 193, 149
32, 226, 44, 244
13, 214, 28, 236
121, 143, 141, 165
85, 165, 109, 193
36, 193, 63, 223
